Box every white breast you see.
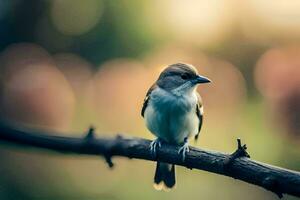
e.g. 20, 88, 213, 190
144, 87, 199, 144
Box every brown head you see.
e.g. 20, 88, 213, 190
156, 63, 211, 93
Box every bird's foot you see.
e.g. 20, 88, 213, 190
150, 138, 162, 158
178, 138, 189, 162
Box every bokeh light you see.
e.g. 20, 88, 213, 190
241, 0, 300, 41
51, 0, 104, 36
35, 17, 75, 51
255, 47, 300, 100
0, 43, 75, 132
0, 43, 54, 75
151, 0, 235, 46
54, 53, 94, 97
255, 46, 300, 138
93, 58, 156, 135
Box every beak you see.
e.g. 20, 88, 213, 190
192, 75, 211, 84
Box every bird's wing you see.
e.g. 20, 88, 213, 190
194, 93, 203, 141
141, 83, 157, 117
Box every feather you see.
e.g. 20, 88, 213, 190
141, 84, 156, 117
195, 93, 203, 141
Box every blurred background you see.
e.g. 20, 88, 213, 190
0, 0, 300, 199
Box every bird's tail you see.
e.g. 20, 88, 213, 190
153, 162, 176, 191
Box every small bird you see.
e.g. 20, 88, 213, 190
141, 63, 211, 190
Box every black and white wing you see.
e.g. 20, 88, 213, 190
194, 93, 204, 141
141, 84, 156, 117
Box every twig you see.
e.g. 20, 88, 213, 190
0, 121, 299, 198
224, 138, 250, 169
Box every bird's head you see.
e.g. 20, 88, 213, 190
156, 63, 211, 95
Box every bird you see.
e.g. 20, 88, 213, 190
141, 63, 211, 191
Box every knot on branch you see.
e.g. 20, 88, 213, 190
224, 138, 250, 172
102, 134, 125, 168
104, 154, 114, 168
84, 126, 115, 168
116, 134, 123, 140
85, 126, 95, 140
101, 134, 125, 169
262, 176, 283, 198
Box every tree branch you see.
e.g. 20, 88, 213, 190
0, 122, 299, 198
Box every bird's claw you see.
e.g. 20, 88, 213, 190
150, 138, 162, 158
178, 139, 189, 162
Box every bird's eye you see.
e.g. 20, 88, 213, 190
181, 74, 189, 80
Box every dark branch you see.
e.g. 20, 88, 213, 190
0, 122, 299, 198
